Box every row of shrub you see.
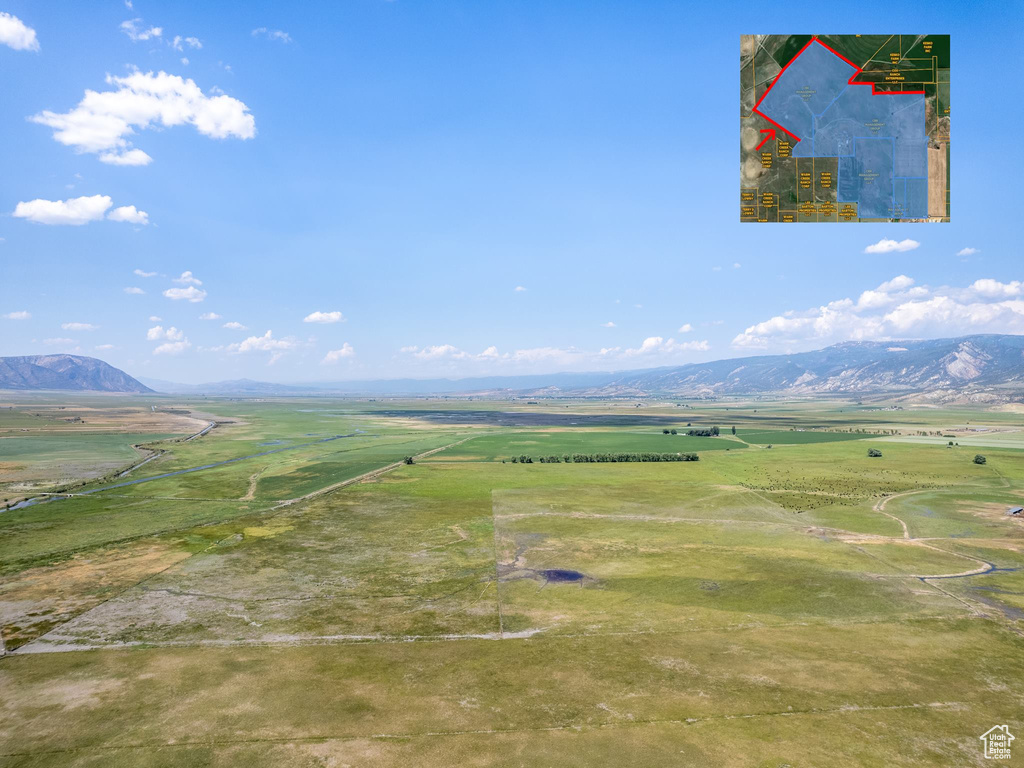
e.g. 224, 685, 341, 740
506, 452, 699, 464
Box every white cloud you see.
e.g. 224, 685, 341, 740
95, 344, 115, 351
0, 11, 39, 51
199, 312, 221, 320
148, 315, 162, 322
147, 325, 183, 341
514, 286, 527, 292
62, 322, 97, 331
399, 336, 709, 372
173, 271, 202, 285
678, 323, 693, 333
100, 148, 153, 166
107, 205, 149, 225
43, 337, 76, 346
601, 321, 616, 328
228, 331, 296, 364
3, 310, 30, 320
171, 35, 202, 51
322, 344, 355, 364
622, 336, 710, 356
13, 195, 111, 225
134, 269, 157, 278
223, 321, 248, 330
969, 279, 1023, 299
252, 27, 292, 43
124, 286, 145, 294
32, 70, 255, 165
864, 238, 920, 254
733, 262, 741, 269
13, 195, 146, 225
303, 310, 345, 324
732, 274, 1024, 350
153, 339, 191, 355
957, 247, 980, 257
163, 286, 207, 302
120, 18, 162, 41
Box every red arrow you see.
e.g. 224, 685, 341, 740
755, 128, 776, 151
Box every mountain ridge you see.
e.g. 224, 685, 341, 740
135, 334, 1024, 402
0, 355, 152, 393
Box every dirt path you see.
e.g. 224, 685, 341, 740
241, 467, 268, 501
873, 491, 919, 539
273, 436, 474, 509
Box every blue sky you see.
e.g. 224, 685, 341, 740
1, 1, 1021, 383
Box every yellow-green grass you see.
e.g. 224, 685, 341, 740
427, 429, 743, 461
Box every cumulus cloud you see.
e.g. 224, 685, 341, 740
32, 70, 256, 165
173, 271, 202, 285
958, 247, 980, 257
107, 205, 149, 225
864, 238, 920, 254
134, 269, 157, 277
153, 339, 191, 355
148, 315, 162, 322
227, 330, 296, 364
252, 27, 292, 43
322, 344, 355, 364
14, 195, 111, 225
678, 323, 693, 333
733, 274, 1024, 350
623, 336, 710, 356
514, 286, 527, 292
62, 322, 97, 331
601, 321, 616, 328
399, 335, 710, 372
0, 11, 39, 51
199, 312, 221, 320
303, 310, 345, 324
147, 325, 183, 341
223, 321, 248, 330
163, 286, 207, 302
13, 195, 148, 225
120, 18, 162, 41
124, 286, 145, 294
43, 337, 76, 346
3, 310, 30, 320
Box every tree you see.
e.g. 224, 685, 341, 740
974, 454, 987, 465
663, 429, 671, 434
403, 456, 415, 465
867, 448, 882, 458
731, 426, 736, 435
670, 429, 677, 435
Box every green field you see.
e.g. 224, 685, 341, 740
1, 395, 1023, 766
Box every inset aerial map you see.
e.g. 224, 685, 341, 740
741, 35, 949, 222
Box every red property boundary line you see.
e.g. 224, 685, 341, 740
751, 37, 927, 143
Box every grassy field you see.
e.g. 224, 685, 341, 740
1, 395, 1022, 766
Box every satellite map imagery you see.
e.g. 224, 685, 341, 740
741, 35, 950, 223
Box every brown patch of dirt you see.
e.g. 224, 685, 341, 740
0, 541, 191, 650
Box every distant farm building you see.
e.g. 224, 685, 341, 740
1007, 507, 1023, 516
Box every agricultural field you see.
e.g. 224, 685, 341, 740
1, 395, 1023, 766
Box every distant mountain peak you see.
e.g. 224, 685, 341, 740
0, 354, 152, 393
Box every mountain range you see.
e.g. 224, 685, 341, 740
4, 335, 1024, 401
0, 354, 152, 393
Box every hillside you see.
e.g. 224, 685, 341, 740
564, 335, 1024, 401
135, 334, 1024, 402
0, 355, 152, 393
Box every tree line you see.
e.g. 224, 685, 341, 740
507, 452, 699, 464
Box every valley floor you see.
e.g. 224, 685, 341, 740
1, 396, 1022, 766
